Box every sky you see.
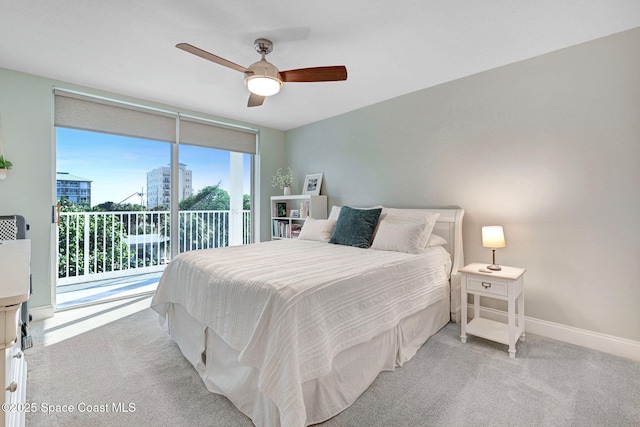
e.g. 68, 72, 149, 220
56, 128, 251, 207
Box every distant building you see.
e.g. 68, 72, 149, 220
146, 163, 193, 209
57, 172, 92, 205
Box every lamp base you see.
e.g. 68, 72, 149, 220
487, 264, 502, 271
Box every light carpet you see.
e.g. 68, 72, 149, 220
25, 297, 640, 426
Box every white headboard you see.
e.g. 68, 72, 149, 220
426, 208, 465, 274
427, 208, 465, 322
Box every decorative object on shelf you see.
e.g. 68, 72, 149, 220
276, 202, 287, 218
482, 225, 506, 271
299, 202, 308, 218
302, 173, 323, 196
272, 167, 294, 195
290, 209, 300, 218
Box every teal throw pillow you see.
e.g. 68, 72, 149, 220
329, 206, 382, 248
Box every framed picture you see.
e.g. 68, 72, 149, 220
302, 173, 323, 196
276, 202, 287, 217
290, 209, 300, 218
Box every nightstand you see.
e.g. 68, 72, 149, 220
460, 262, 526, 358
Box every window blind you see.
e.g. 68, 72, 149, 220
53, 89, 257, 154
179, 116, 257, 154
54, 90, 177, 143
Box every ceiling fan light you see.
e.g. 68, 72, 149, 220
246, 75, 282, 96
245, 59, 283, 97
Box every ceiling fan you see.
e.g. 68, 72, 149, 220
176, 38, 348, 107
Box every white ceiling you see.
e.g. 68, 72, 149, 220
1, 1, 639, 131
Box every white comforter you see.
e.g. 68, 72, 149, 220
151, 239, 451, 427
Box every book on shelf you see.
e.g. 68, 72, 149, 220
272, 220, 302, 238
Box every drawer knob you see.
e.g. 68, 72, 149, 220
482, 282, 492, 289
6, 382, 17, 393
13, 352, 22, 359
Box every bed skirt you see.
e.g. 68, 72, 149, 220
163, 294, 449, 426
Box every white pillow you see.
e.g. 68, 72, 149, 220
380, 208, 440, 250
371, 220, 427, 253
298, 218, 337, 242
427, 233, 448, 247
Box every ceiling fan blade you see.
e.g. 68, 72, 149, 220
280, 66, 347, 83
247, 92, 265, 107
176, 43, 250, 73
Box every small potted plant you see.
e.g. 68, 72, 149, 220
271, 167, 294, 195
0, 155, 12, 180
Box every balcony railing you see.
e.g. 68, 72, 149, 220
58, 209, 251, 285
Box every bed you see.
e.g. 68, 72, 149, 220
151, 206, 464, 427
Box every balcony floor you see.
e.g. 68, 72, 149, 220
56, 271, 161, 310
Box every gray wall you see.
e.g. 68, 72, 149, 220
0, 67, 285, 312
285, 28, 640, 341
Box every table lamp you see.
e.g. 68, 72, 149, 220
482, 226, 506, 271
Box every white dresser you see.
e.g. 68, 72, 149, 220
0, 240, 30, 427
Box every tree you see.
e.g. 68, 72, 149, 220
177, 184, 228, 249
93, 201, 146, 212
58, 198, 86, 277
179, 182, 230, 210
58, 198, 130, 278
175, 183, 255, 249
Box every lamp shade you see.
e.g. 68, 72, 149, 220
482, 226, 506, 248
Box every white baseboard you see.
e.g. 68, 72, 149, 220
467, 304, 640, 362
29, 304, 54, 322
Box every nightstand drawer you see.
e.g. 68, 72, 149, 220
467, 278, 508, 296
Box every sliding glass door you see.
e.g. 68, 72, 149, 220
55, 128, 171, 308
